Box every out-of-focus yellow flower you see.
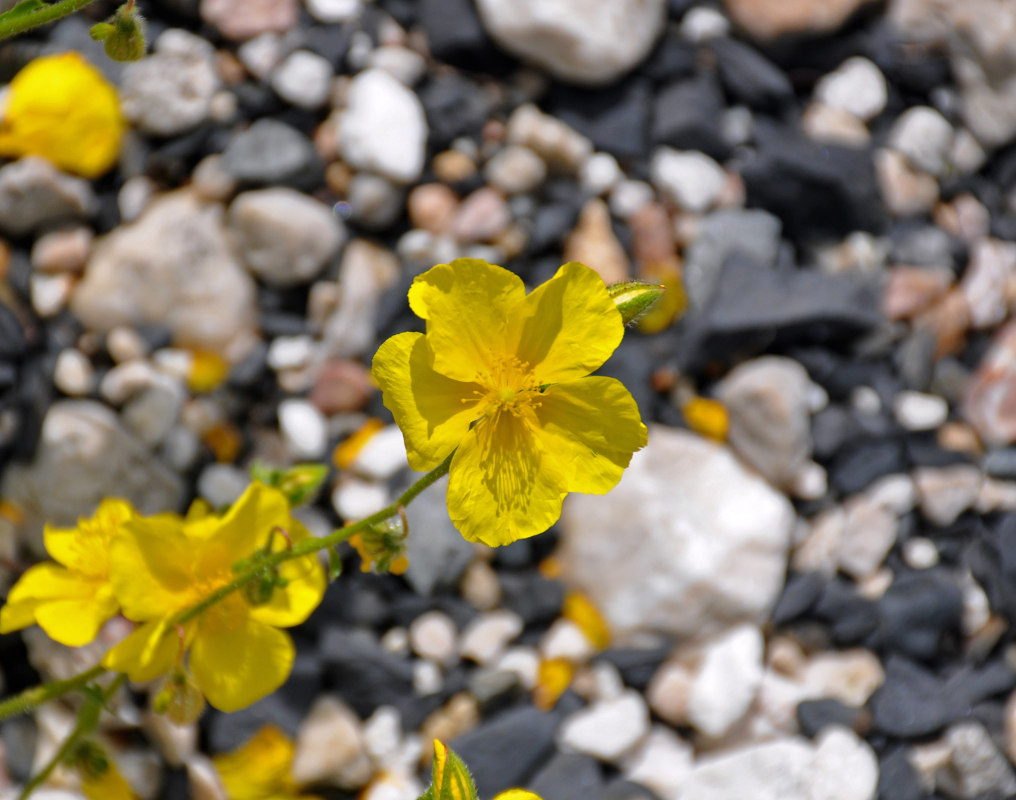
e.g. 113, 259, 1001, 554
0, 52, 125, 178
372, 259, 647, 546
102, 482, 326, 712
212, 725, 322, 800
0, 499, 135, 646
78, 748, 138, 800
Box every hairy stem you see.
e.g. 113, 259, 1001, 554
0, 0, 99, 41
0, 454, 454, 721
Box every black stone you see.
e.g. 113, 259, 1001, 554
145, 122, 219, 184
945, 659, 1016, 709
419, 74, 494, 150
596, 643, 673, 691
205, 652, 322, 751
877, 748, 925, 800
419, 0, 515, 74
220, 119, 323, 191
797, 698, 864, 738
528, 752, 604, 800
650, 73, 728, 160
772, 571, 826, 625
493, 539, 534, 568
233, 80, 286, 120
985, 448, 1016, 481
811, 405, 854, 460
469, 669, 528, 716
813, 578, 879, 645
545, 77, 651, 159
320, 626, 415, 718
602, 778, 662, 800
305, 24, 352, 66
742, 127, 884, 240
903, 433, 971, 469
829, 438, 908, 495
449, 706, 558, 798
870, 655, 961, 737
0, 303, 26, 360
640, 36, 696, 83
968, 515, 1016, 624
876, 571, 963, 662
499, 571, 564, 626
709, 37, 794, 110
525, 203, 581, 255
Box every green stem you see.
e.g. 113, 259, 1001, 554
16, 673, 125, 800
0, 0, 100, 41
0, 454, 455, 720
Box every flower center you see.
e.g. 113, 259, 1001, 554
472, 355, 542, 421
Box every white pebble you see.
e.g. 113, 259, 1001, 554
687, 624, 764, 739
893, 390, 949, 431
850, 385, 882, 415
412, 660, 443, 696
53, 349, 94, 396
889, 106, 954, 177
609, 179, 654, 218
680, 6, 730, 41
495, 646, 540, 690
331, 477, 390, 521
380, 626, 409, 655
271, 50, 334, 110
117, 175, 156, 222
408, 611, 458, 666
902, 537, 940, 570
365, 45, 427, 87
278, 398, 328, 459
540, 618, 596, 663
106, 326, 149, 362
197, 463, 249, 508
459, 610, 524, 664
267, 335, 315, 371
350, 425, 409, 480
484, 145, 547, 195
814, 57, 888, 122
579, 152, 622, 196
558, 690, 650, 762
306, 0, 362, 23
650, 148, 726, 213
237, 33, 283, 80
30, 273, 72, 317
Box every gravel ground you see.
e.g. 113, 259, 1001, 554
5, 0, 1016, 798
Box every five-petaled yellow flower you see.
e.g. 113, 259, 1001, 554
372, 259, 647, 546
0, 498, 135, 646
102, 483, 326, 712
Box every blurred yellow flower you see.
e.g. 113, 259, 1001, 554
0, 498, 135, 646
0, 52, 125, 178
102, 482, 326, 712
212, 725, 322, 800
372, 259, 647, 546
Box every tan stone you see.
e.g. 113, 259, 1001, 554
723, 0, 880, 40
563, 198, 630, 285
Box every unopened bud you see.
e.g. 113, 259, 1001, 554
90, 1, 146, 62
152, 669, 205, 725
607, 281, 665, 325
243, 564, 285, 606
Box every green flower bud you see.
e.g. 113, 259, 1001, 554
607, 281, 665, 325
93, 2, 146, 62
152, 669, 205, 725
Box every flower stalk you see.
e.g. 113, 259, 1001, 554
0, 0, 98, 41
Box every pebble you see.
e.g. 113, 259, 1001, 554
883, 266, 953, 321
236, 32, 284, 80
365, 45, 427, 87
349, 425, 409, 480
579, 152, 623, 196
227, 188, 345, 286
120, 29, 219, 136
306, 0, 362, 23
339, 68, 427, 183
459, 610, 525, 664
309, 358, 374, 415
30, 272, 73, 318
347, 173, 406, 230
801, 103, 871, 146
0, 157, 96, 236
903, 537, 940, 569
724, 0, 880, 40
407, 183, 458, 234
888, 106, 954, 179
52, 348, 95, 398
122, 382, 184, 446
71, 190, 258, 360
623, 726, 694, 800
962, 238, 1016, 329
292, 695, 372, 789
646, 658, 694, 727
837, 498, 899, 579
118, 175, 156, 222
558, 690, 650, 763
196, 463, 248, 508
687, 624, 764, 739
939, 721, 1016, 799
505, 103, 593, 172
200, 0, 297, 40
30, 227, 92, 273
540, 618, 596, 663
408, 611, 459, 666
559, 426, 794, 639
649, 148, 726, 213
814, 57, 888, 122
483, 146, 547, 195
875, 148, 939, 217
270, 50, 334, 109
221, 119, 321, 188
413, 660, 443, 696
680, 6, 731, 41
266, 335, 314, 372
893, 390, 949, 431
278, 398, 329, 459
449, 187, 511, 243
474, 0, 666, 85
563, 198, 630, 285
913, 464, 983, 526
609, 179, 655, 219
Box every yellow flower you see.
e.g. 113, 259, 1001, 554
0, 499, 135, 647
212, 725, 322, 800
371, 259, 647, 545
79, 751, 138, 800
0, 52, 125, 178
427, 741, 542, 800
102, 483, 326, 712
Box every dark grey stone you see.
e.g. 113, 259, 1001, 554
870, 655, 961, 737
710, 37, 794, 110
528, 752, 604, 800
221, 119, 322, 190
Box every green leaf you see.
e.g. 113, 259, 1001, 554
89, 21, 114, 41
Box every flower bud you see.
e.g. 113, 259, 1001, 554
243, 564, 285, 606
349, 512, 409, 575
607, 281, 665, 325
152, 669, 206, 725
90, 2, 146, 62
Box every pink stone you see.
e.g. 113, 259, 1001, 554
200, 0, 297, 40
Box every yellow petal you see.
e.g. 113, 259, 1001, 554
492, 791, 542, 800
103, 620, 180, 682
430, 740, 478, 800
190, 616, 295, 712
81, 759, 137, 800
446, 413, 567, 546
213, 725, 299, 800
249, 520, 326, 628
110, 514, 195, 621
194, 482, 291, 577
372, 331, 483, 471
408, 259, 526, 382
34, 584, 119, 647
534, 377, 647, 494
513, 262, 623, 385
43, 497, 134, 573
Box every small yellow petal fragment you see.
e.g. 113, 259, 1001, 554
80, 759, 137, 800
562, 590, 610, 651
202, 421, 243, 463
493, 791, 543, 800
534, 658, 573, 711
333, 417, 385, 470
681, 396, 729, 442
187, 350, 230, 393
537, 556, 561, 579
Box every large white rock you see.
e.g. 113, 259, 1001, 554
71, 191, 258, 360
558, 689, 650, 763
228, 188, 345, 286
558, 426, 795, 639
339, 69, 427, 183
475, 0, 666, 86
